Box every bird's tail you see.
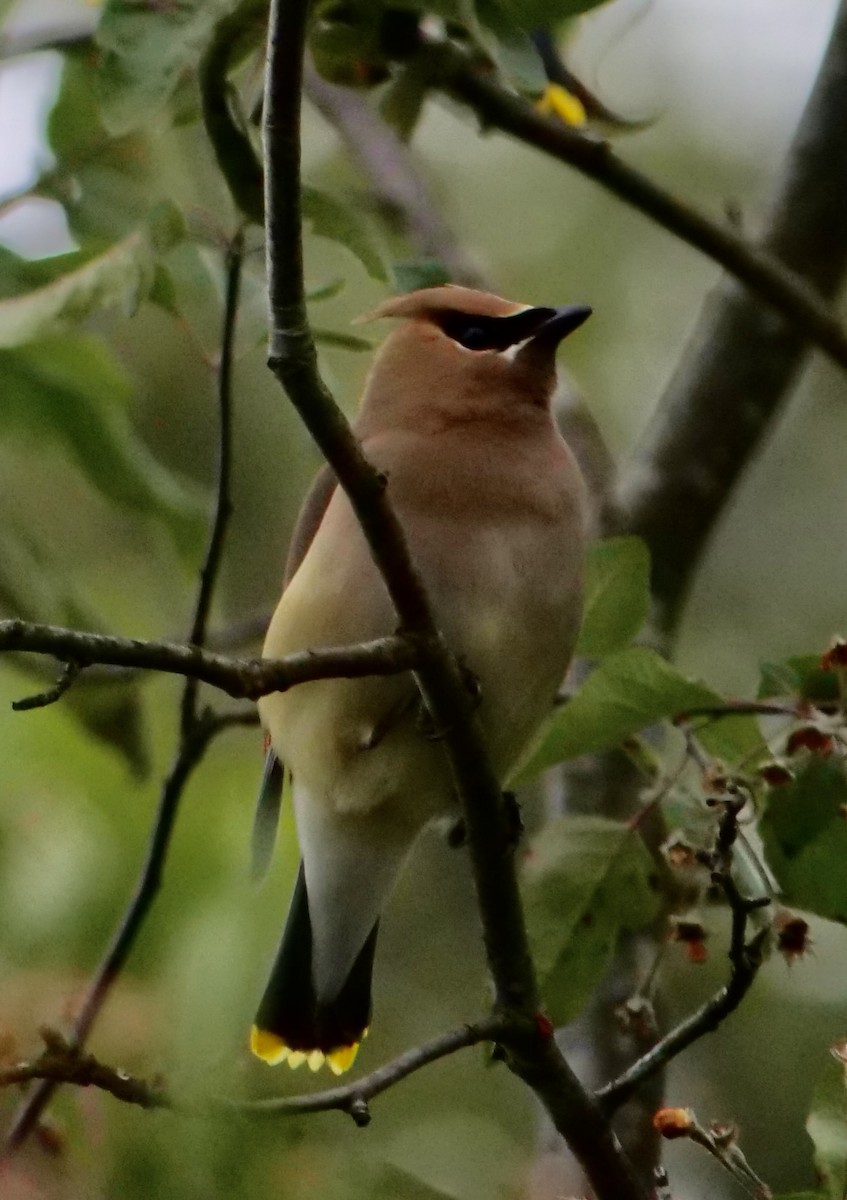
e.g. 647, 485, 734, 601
250, 862, 378, 1075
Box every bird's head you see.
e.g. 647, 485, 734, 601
354, 285, 591, 437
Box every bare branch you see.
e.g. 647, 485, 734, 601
11, 662, 80, 711
181, 228, 244, 733
232, 1018, 507, 1124
1, 1021, 507, 1128
595, 802, 770, 1117
653, 1107, 772, 1199
426, 37, 847, 374
611, 0, 847, 624
0, 620, 423, 700
0, 1030, 168, 1113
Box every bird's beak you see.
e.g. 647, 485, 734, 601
531, 305, 592, 345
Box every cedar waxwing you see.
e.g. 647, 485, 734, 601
251, 285, 590, 1074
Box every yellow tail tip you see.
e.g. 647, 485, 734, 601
250, 1026, 290, 1065
249, 1026, 361, 1074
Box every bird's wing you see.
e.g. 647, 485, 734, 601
283, 462, 337, 586
251, 750, 286, 882
251, 463, 338, 878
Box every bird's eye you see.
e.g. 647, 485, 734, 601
456, 325, 488, 350
438, 313, 496, 351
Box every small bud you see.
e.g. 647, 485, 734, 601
614, 994, 658, 1040
774, 909, 811, 963
785, 726, 833, 757
703, 765, 731, 794
653, 1107, 694, 1139
820, 638, 847, 671
670, 917, 709, 961
663, 837, 697, 869
758, 760, 794, 788
710, 1121, 738, 1149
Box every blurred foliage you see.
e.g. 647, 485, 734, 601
523, 814, 659, 1026
808, 1054, 847, 1200
1, 1, 847, 1199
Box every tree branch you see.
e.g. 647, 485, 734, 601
0, 621, 422, 702
426, 37, 847, 374
1, 1020, 507, 1128
610, 0, 847, 624
262, 4, 647, 1198
0, 1030, 169, 1113
231, 1017, 506, 1124
595, 808, 770, 1116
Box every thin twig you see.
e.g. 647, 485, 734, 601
0, 1029, 169, 1112
1, 1020, 507, 1127
181, 227, 243, 735
262, 4, 647, 1198
427, 37, 847, 374
0, 621, 423, 699
596, 803, 770, 1116
228, 1017, 507, 1124
611, 0, 847, 623
11, 662, 81, 711
1, 234, 247, 1157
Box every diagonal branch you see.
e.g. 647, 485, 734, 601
262, 4, 647, 1198
426, 37, 847, 374
610, 0, 847, 624
595, 883, 769, 1116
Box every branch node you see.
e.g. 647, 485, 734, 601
12, 661, 81, 712
348, 1097, 371, 1127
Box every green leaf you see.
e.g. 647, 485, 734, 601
760, 759, 847, 924
0, 334, 204, 556
576, 536, 650, 658
95, 0, 233, 135
514, 647, 718, 779
516, 646, 766, 780
40, 49, 157, 242
807, 1056, 847, 1200
476, 0, 548, 96
758, 655, 839, 707
0, 528, 149, 776
0, 232, 158, 349
522, 815, 659, 1025
302, 186, 387, 282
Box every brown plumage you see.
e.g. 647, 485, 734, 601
251, 285, 590, 1074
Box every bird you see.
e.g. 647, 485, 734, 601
250, 285, 590, 1074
